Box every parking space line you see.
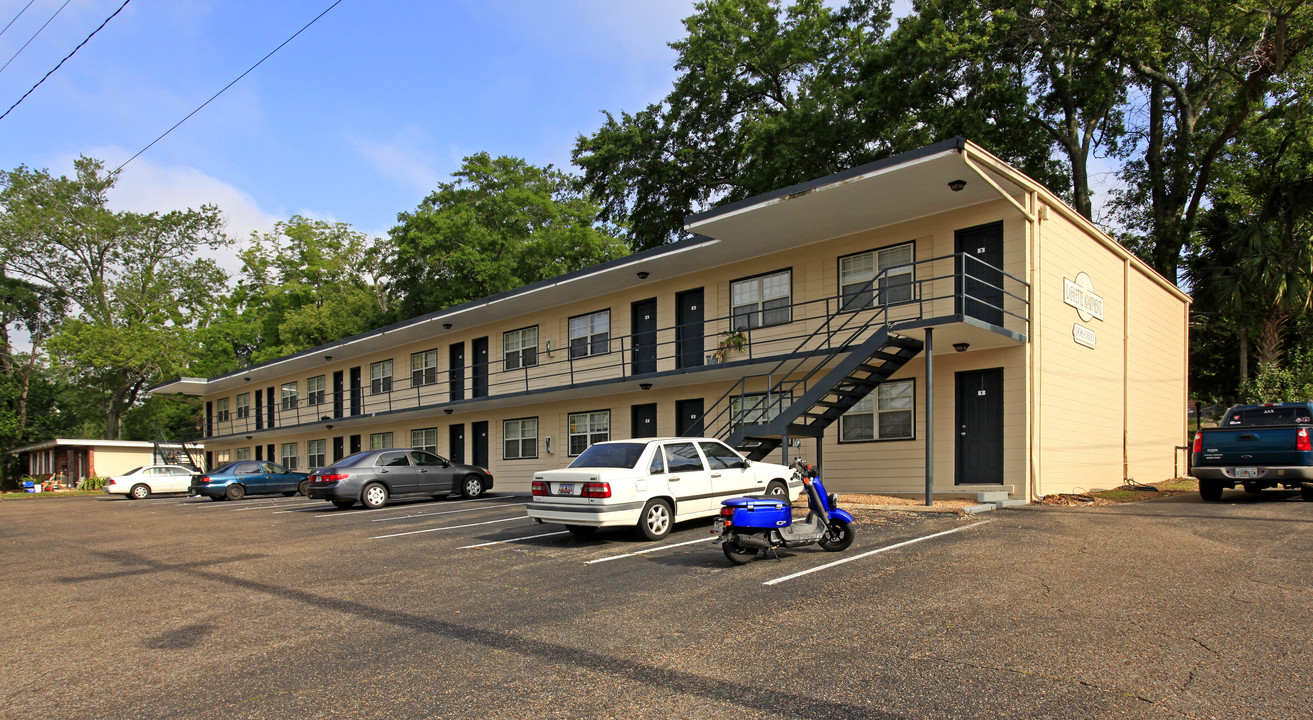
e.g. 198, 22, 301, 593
459, 531, 571, 548
233, 501, 315, 511
370, 503, 519, 522
316, 496, 518, 519
584, 536, 716, 565
762, 521, 989, 586
370, 516, 526, 539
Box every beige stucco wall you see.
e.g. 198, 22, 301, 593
91, 447, 155, 478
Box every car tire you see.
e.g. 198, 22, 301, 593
128, 484, 150, 500
298, 480, 309, 497
763, 481, 787, 499
565, 525, 597, 539
1199, 480, 1223, 502
722, 536, 758, 565
460, 475, 486, 499
636, 498, 673, 541
819, 519, 855, 552
225, 484, 245, 501
1301, 484, 1313, 502
332, 500, 355, 509
282, 491, 297, 497
361, 483, 388, 509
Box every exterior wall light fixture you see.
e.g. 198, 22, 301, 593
948, 179, 966, 192
637, 271, 650, 279
640, 383, 653, 390
442, 323, 453, 330
953, 343, 970, 352
444, 408, 454, 415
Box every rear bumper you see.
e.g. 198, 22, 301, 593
525, 500, 645, 527
1192, 466, 1313, 483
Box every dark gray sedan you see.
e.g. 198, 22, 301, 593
305, 449, 494, 509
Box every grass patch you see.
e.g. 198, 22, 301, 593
1041, 478, 1198, 506
0, 489, 105, 500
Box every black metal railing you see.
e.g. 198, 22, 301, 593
200, 252, 1028, 439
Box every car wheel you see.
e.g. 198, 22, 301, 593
225, 484, 245, 501
460, 475, 486, 499
722, 537, 758, 565
763, 481, 787, 499
636, 498, 673, 541
361, 483, 388, 509
565, 525, 597, 539
332, 500, 355, 509
298, 480, 309, 497
128, 484, 150, 500
1199, 480, 1223, 502
818, 519, 854, 552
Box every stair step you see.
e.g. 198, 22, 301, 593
976, 491, 1010, 503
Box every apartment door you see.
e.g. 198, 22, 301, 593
675, 288, 704, 369
332, 370, 344, 419
266, 387, 275, 428
449, 342, 465, 401
266, 444, 276, 465
254, 389, 264, 430
955, 368, 1004, 485
472, 337, 489, 398
955, 222, 1004, 326
349, 366, 362, 415
332, 436, 344, 463
449, 424, 466, 464
675, 398, 704, 437
631, 297, 658, 375
472, 421, 489, 468
205, 401, 213, 437
631, 403, 657, 438
255, 445, 263, 461
349, 434, 361, 455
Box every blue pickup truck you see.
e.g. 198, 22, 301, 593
1191, 402, 1313, 502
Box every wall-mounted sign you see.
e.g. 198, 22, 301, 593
1063, 272, 1105, 322
1073, 323, 1097, 349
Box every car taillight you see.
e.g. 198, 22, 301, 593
531, 481, 547, 496
582, 482, 611, 498
1298, 428, 1310, 452
198, 476, 211, 484
1192, 432, 1203, 453
319, 473, 348, 482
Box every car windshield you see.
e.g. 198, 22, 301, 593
568, 443, 647, 469
1225, 407, 1310, 427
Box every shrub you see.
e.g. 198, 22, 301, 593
1239, 350, 1313, 403
78, 476, 107, 490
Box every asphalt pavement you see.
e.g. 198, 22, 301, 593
0, 487, 1308, 719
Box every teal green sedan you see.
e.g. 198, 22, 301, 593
190, 461, 310, 501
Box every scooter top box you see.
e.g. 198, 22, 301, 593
721, 496, 791, 527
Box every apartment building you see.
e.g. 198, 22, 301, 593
152, 138, 1190, 500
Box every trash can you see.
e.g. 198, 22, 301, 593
23, 481, 35, 493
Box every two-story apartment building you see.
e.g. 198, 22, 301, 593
153, 138, 1190, 500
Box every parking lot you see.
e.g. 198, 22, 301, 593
2, 489, 1310, 719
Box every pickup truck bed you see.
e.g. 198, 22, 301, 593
1191, 403, 1313, 501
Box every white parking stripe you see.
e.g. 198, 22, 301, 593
369, 516, 525, 539
233, 501, 314, 511
584, 536, 717, 565
459, 531, 571, 548
370, 503, 519, 522
762, 521, 988, 586
316, 496, 518, 519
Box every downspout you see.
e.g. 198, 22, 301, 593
1124, 256, 1131, 483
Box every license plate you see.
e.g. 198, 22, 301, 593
557, 483, 574, 495
713, 518, 725, 533
1236, 468, 1258, 478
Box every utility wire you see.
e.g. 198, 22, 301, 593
115, 0, 344, 172
0, 0, 127, 120
0, 0, 72, 76
0, 0, 38, 42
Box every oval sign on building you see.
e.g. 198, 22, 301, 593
1063, 272, 1105, 322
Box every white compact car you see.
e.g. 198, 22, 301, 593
104, 465, 198, 499
527, 438, 802, 540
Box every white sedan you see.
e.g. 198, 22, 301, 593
104, 465, 198, 499
527, 438, 802, 540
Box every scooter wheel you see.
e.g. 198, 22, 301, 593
819, 519, 854, 552
722, 538, 759, 565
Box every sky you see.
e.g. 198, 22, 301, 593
0, 0, 700, 266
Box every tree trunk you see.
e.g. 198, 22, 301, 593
1239, 324, 1249, 383
1256, 314, 1288, 368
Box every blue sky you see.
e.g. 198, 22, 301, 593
0, 0, 698, 262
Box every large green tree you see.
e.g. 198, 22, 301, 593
0, 157, 228, 439
387, 153, 628, 318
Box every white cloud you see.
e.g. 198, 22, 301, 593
351, 131, 443, 199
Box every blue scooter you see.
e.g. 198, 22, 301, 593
714, 458, 855, 564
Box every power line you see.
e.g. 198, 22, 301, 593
0, 0, 72, 76
0, 0, 38, 42
0, 0, 128, 120
115, 0, 345, 173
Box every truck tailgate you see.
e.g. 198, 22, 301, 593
1195, 428, 1305, 466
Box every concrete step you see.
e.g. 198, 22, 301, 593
976, 491, 1011, 503
962, 504, 997, 515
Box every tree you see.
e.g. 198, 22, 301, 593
0, 157, 229, 439
227, 216, 392, 365
387, 153, 628, 318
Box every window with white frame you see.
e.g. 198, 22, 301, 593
568, 410, 610, 455
411, 349, 437, 387
503, 327, 538, 370
569, 310, 610, 359
215, 449, 231, 464
840, 380, 914, 441
307, 439, 326, 469
370, 432, 393, 450
307, 375, 325, 406
370, 360, 393, 394
281, 382, 298, 411
840, 243, 914, 311
503, 418, 538, 459
215, 398, 230, 422
731, 270, 791, 329
236, 393, 250, 419
235, 447, 250, 460
281, 442, 299, 470
730, 392, 793, 427
411, 427, 437, 454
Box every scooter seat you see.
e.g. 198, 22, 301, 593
720, 496, 789, 509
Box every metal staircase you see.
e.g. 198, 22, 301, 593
152, 423, 207, 471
